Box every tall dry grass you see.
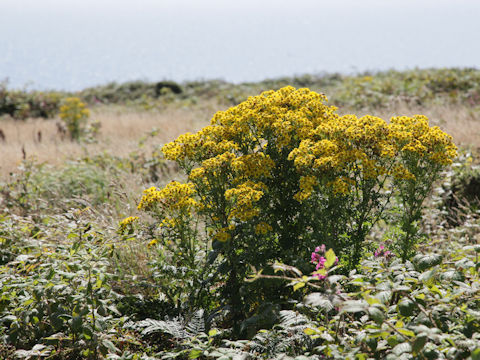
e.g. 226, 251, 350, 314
0, 101, 478, 178
0, 102, 221, 178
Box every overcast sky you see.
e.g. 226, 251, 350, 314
1, 0, 479, 90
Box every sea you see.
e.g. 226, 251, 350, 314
1, 0, 479, 91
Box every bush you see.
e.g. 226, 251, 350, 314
59, 97, 100, 141
0, 82, 62, 120
134, 87, 456, 325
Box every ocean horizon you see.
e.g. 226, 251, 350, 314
1, 0, 479, 91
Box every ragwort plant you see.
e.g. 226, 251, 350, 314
135, 86, 456, 323
59, 97, 92, 141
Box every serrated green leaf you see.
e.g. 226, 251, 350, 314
293, 282, 305, 291
304, 293, 334, 311
415, 293, 425, 300
419, 269, 435, 285
398, 298, 415, 317
366, 296, 380, 305
412, 335, 427, 355
102, 339, 119, 354
413, 254, 442, 271
397, 328, 415, 337
304, 327, 318, 335
472, 348, 480, 360
189, 349, 203, 359
341, 300, 368, 313
325, 249, 336, 268
368, 307, 384, 325
393, 342, 411, 355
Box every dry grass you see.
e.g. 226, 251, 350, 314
0, 101, 478, 179
0, 102, 221, 178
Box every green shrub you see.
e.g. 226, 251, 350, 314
0, 82, 62, 120
134, 87, 456, 325
59, 97, 93, 141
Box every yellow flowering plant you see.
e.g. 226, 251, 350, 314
137, 86, 456, 322
59, 97, 97, 141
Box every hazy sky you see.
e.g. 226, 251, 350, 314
1, 0, 479, 90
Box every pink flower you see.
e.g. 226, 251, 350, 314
311, 252, 321, 263
313, 272, 327, 280
374, 244, 394, 259
315, 256, 326, 270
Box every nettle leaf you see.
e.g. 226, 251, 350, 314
102, 339, 120, 354
393, 342, 412, 356
188, 348, 203, 359
14, 344, 54, 358
376, 290, 392, 304
419, 269, 436, 285
413, 254, 442, 271
293, 282, 305, 291
398, 298, 415, 317
412, 334, 428, 355
368, 306, 385, 325
304, 327, 318, 335
340, 300, 368, 313
327, 275, 345, 284
304, 293, 334, 312
397, 328, 414, 337
471, 348, 480, 360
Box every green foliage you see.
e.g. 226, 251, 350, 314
441, 150, 480, 226
1, 159, 114, 216
3, 68, 480, 119
2, 69, 480, 358
0, 81, 62, 120
247, 241, 480, 359
0, 213, 124, 359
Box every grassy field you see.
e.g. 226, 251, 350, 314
1, 69, 480, 359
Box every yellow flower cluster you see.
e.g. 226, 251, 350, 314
137, 181, 197, 213
328, 177, 355, 195
255, 222, 273, 235
137, 86, 457, 243
390, 115, 457, 165
294, 175, 318, 202
231, 153, 275, 179
224, 181, 265, 221
391, 164, 416, 181
59, 97, 90, 121
118, 216, 138, 232
214, 227, 232, 242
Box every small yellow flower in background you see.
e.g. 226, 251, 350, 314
118, 216, 139, 233
148, 239, 158, 247
59, 97, 91, 141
